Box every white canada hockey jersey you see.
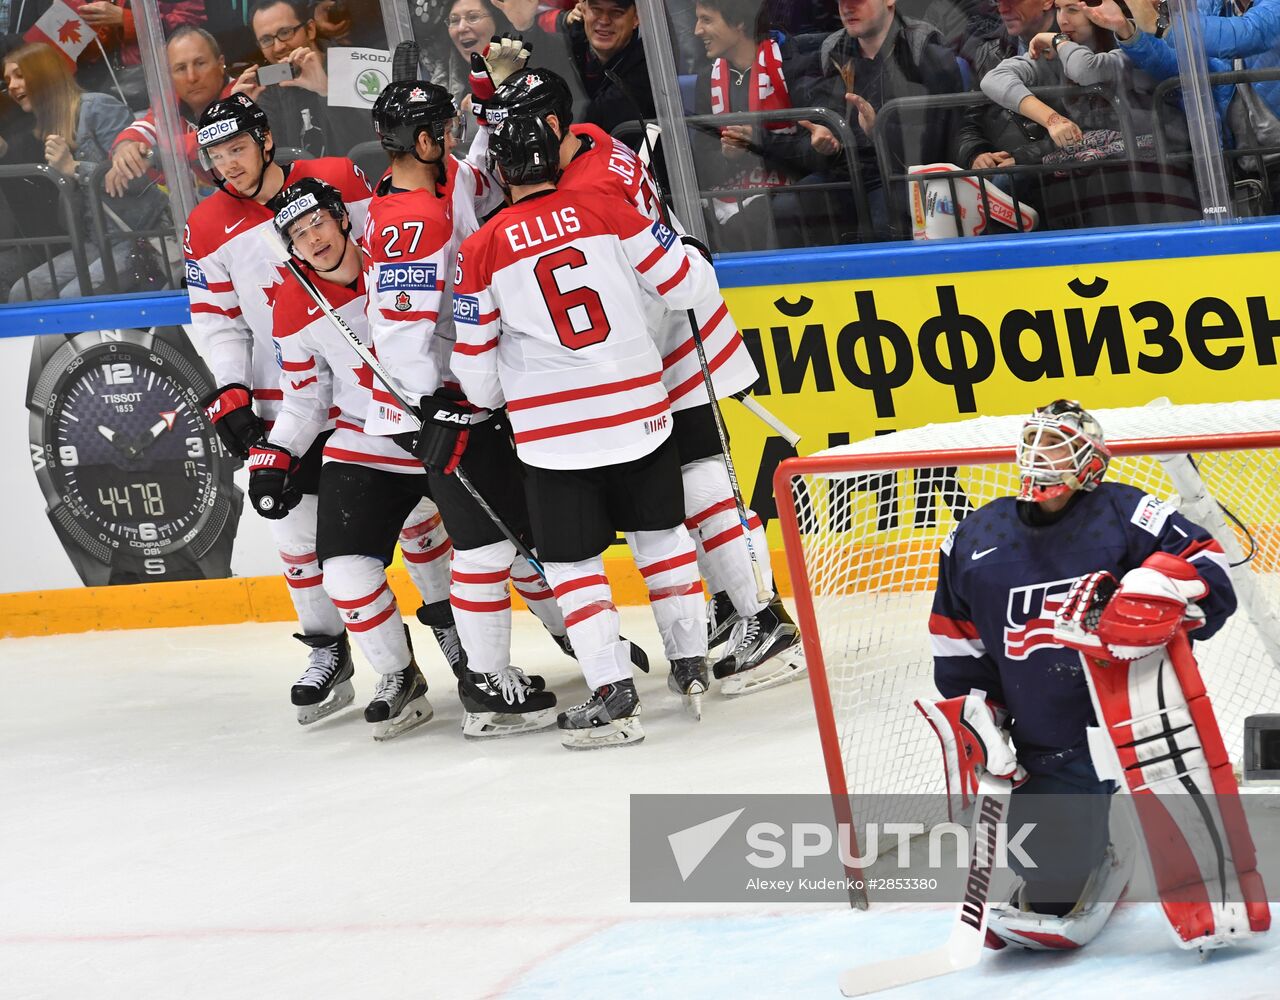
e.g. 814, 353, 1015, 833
559, 123, 759, 411
267, 257, 422, 475
452, 187, 719, 470
362, 151, 503, 436
183, 158, 373, 425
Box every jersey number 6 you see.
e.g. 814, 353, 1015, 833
534, 247, 611, 350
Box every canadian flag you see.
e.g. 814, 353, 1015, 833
25, 1, 94, 69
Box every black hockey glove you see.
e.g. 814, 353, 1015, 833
202, 383, 266, 459
414, 388, 478, 475
680, 234, 713, 264
248, 444, 302, 519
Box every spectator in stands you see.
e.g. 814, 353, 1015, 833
3, 43, 166, 299
786, 0, 965, 240
104, 25, 233, 197
75, 0, 207, 107
539, 0, 656, 146
486, 0, 588, 115
433, 0, 516, 108
954, 0, 1056, 175
1115, 0, 1280, 143
690, 0, 810, 250
232, 0, 369, 157
982, 0, 1199, 227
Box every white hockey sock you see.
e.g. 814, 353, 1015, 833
682, 457, 771, 617
270, 494, 343, 635
450, 540, 514, 675
627, 527, 708, 661
512, 554, 565, 636
323, 554, 409, 675
398, 499, 452, 605
544, 557, 631, 688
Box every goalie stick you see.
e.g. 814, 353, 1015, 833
838, 770, 1012, 997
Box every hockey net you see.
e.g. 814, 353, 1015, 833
775, 399, 1280, 847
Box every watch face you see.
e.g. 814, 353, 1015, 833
39, 341, 223, 564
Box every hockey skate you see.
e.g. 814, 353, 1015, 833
458, 666, 558, 738
706, 590, 739, 651
550, 631, 651, 673
416, 601, 469, 680
291, 632, 356, 725
987, 841, 1134, 951
557, 679, 644, 749
365, 660, 433, 741
667, 656, 709, 721
712, 596, 805, 696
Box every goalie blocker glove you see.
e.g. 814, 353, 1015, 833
202, 383, 265, 459
916, 689, 1027, 822
248, 444, 302, 518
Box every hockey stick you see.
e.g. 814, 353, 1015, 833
837, 771, 1012, 996
613, 98, 769, 603
733, 392, 801, 448
260, 230, 549, 583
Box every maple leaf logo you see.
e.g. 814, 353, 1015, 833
261, 263, 291, 311
57, 18, 82, 45
353, 363, 374, 390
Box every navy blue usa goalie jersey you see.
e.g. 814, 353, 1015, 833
929, 481, 1236, 775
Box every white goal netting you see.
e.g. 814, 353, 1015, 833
779, 399, 1280, 824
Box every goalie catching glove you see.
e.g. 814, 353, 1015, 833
248, 444, 302, 518
1054, 553, 1208, 661
202, 383, 265, 459
469, 33, 532, 123
915, 689, 1026, 822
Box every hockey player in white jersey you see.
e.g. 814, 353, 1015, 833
185, 93, 387, 724
452, 115, 722, 746
483, 69, 803, 696
250, 178, 558, 740
360, 80, 592, 735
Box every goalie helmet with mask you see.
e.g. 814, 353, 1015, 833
486, 68, 574, 135
371, 80, 463, 164
488, 113, 561, 188
268, 177, 352, 274
1017, 399, 1111, 503
196, 94, 273, 199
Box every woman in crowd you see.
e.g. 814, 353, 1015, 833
3, 43, 166, 300
979, 0, 1199, 226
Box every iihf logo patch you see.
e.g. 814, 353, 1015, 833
395, 290, 412, 312
1002, 576, 1077, 660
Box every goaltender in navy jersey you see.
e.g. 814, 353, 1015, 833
930, 481, 1236, 773
557, 123, 758, 411
184, 158, 373, 425
451, 188, 719, 470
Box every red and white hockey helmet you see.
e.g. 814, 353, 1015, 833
1017, 399, 1110, 502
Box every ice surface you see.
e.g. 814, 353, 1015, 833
2, 608, 1276, 999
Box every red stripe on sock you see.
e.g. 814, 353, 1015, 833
553, 574, 610, 598
452, 568, 511, 585
648, 581, 705, 601
564, 600, 616, 628
450, 595, 512, 613
330, 581, 390, 610
702, 517, 764, 553
639, 549, 698, 578
343, 601, 399, 633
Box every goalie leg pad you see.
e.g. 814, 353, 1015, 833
1083, 632, 1269, 949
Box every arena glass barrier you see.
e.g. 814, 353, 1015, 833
10, 0, 1280, 635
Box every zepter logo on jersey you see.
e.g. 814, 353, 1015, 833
197, 117, 241, 147
275, 192, 321, 229
486, 105, 509, 127
1002, 576, 1078, 660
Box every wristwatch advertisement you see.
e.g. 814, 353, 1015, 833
26, 326, 243, 586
